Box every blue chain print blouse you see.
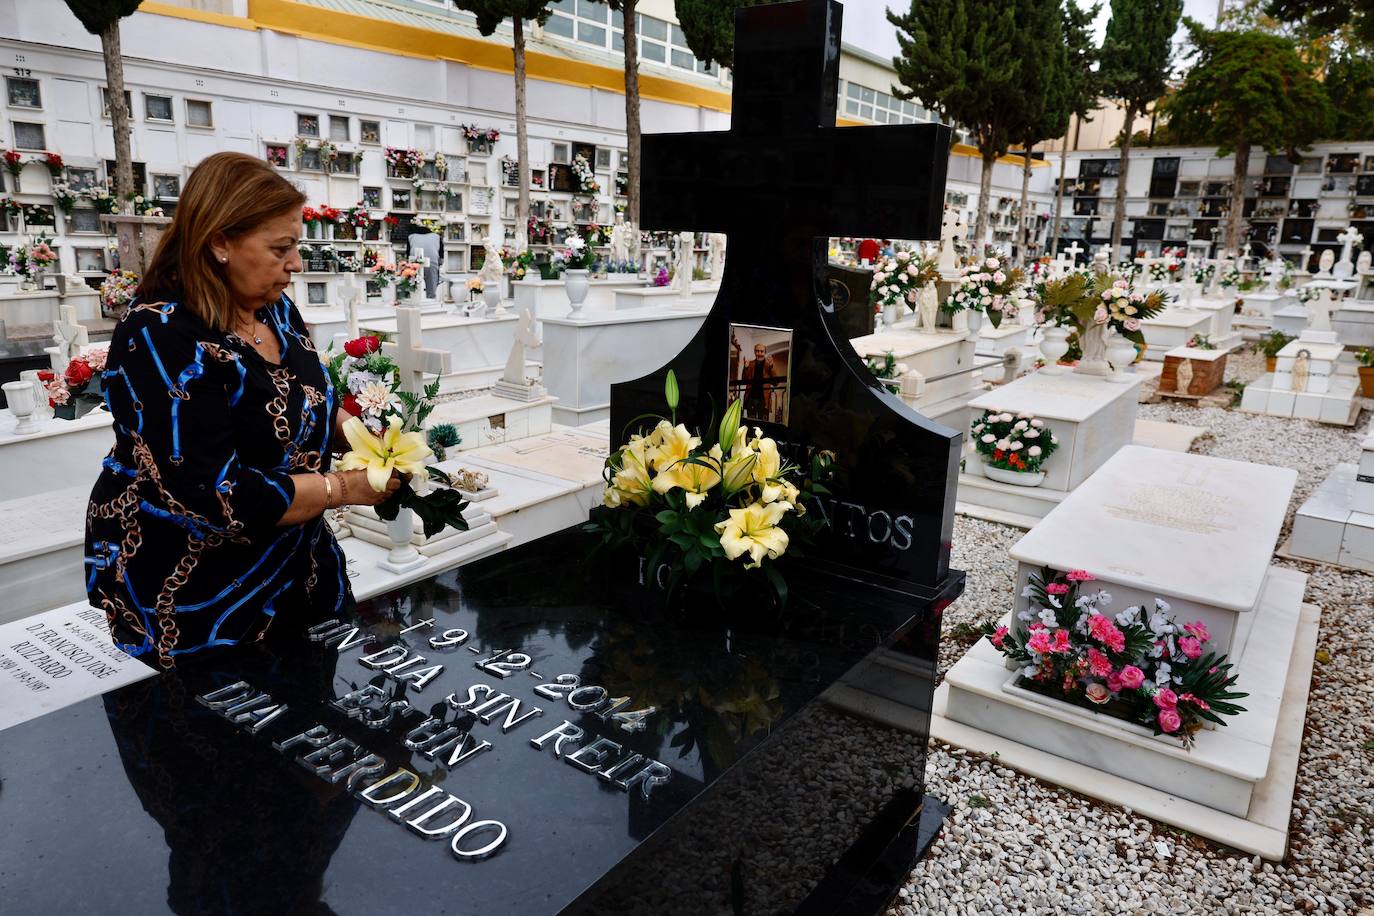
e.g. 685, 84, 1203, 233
85, 295, 352, 668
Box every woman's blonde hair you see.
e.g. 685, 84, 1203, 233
139, 152, 305, 332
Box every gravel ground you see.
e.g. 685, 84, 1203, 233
890, 345, 1374, 915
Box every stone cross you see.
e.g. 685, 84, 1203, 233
1263, 256, 1284, 293
1336, 226, 1362, 279
1063, 240, 1083, 262
627, 0, 957, 588
937, 207, 964, 273
1295, 246, 1314, 277
50, 303, 88, 372
390, 305, 450, 394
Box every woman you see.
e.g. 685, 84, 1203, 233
85, 152, 399, 668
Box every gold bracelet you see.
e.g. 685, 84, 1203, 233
323, 472, 334, 509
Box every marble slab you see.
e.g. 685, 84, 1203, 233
1141, 308, 1212, 360
514, 276, 646, 319
1239, 373, 1362, 426
299, 304, 400, 351
1285, 463, 1374, 572
425, 394, 554, 451
0, 408, 113, 500
850, 322, 983, 417
0, 602, 154, 731
0, 485, 90, 624
964, 371, 1144, 493
541, 306, 709, 426
1011, 445, 1295, 657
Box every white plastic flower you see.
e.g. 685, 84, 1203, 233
1028, 445, 1042, 457
1024, 428, 1039, 438
987, 257, 1000, 269
981, 434, 995, 444
1030, 418, 1044, 428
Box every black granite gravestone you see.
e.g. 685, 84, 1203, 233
0, 3, 963, 913
616, 0, 959, 596
827, 262, 876, 339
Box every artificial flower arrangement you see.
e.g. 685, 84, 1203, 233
571, 154, 600, 194
41, 347, 109, 419
415, 216, 445, 234
327, 334, 469, 537
2, 149, 21, 177
26, 240, 57, 273
22, 203, 55, 225
1296, 285, 1323, 304
870, 250, 939, 313
344, 204, 374, 230
43, 152, 64, 177
466, 277, 484, 299
384, 146, 424, 174
652, 265, 670, 287
50, 181, 76, 215
0, 197, 21, 221
942, 256, 1026, 328
1035, 270, 1167, 352
1217, 267, 1243, 290
1191, 264, 1214, 286
1147, 255, 1181, 285
5, 243, 28, 277
970, 410, 1059, 475
99, 269, 139, 314
865, 350, 909, 395
556, 235, 596, 272
1186, 333, 1215, 350
587, 372, 831, 603
460, 124, 500, 143
369, 261, 397, 289
982, 568, 1247, 748
392, 259, 423, 298
86, 187, 116, 214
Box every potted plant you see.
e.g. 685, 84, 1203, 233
560, 235, 595, 316
1258, 330, 1294, 373
870, 251, 938, 329
40, 347, 109, 420
943, 256, 1025, 333
1357, 348, 1374, 397
971, 410, 1059, 487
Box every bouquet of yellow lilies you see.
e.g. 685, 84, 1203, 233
588, 371, 831, 604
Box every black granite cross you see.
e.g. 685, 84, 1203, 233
612, 0, 962, 594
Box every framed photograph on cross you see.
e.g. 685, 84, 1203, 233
728, 324, 793, 426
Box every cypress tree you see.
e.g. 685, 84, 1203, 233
888, 0, 1023, 253
673, 0, 773, 69
1048, 1, 1101, 257
1098, 0, 1183, 259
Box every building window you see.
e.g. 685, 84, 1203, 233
70, 209, 102, 233
66, 167, 99, 193
578, 22, 606, 45
186, 99, 213, 128
362, 187, 382, 208
552, 142, 570, 165
641, 15, 667, 41
329, 115, 349, 142
576, 0, 605, 21
298, 148, 323, 171
297, 113, 320, 137
843, 80, 917, 124
360, 120, 380, 144
101, 88, 132, 119
13, 122, 45, 150
641, 40, 666, 63
145, 94, 174, 122
6, 77, 41, 108
545, 14, 574, 38
153, 174, 181, 199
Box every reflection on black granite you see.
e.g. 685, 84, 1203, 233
0, 528, 956, 914
103, 641, 355, 916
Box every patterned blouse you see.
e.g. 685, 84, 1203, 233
85, 295, 352, 668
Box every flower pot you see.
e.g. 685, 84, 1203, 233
482, 282, 502, 315
965, 308, 984, 333
883, 302, 901, 327
1266, 356, 1277, 373
1360, 365, 1374, 397
1039, 326, 1071, 374
564, 269, 590, 317
52, 398, 101, 421
1105, 330, 1138, 384
1074, 322, 1112, 377
982, 464, 1045, 487
950, 309, 969, 334
383, 506, 424, 570
379, 284, 396, 305
2, 380, 39, 433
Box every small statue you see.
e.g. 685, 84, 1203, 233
1291, 349, 1311, 393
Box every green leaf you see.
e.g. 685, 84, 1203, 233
763, 563, 788, 607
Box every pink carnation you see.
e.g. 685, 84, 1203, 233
1178, 692, 1209, 711
1087, 614, 1126, 653
1179, 636, 1202, 659
1086, 647, 1113, 678
1153, 688, 1178, 709
1051, 629, 1071, 654
1183, 621, 1211, 642
1118, 665, 1145, 690
1158, 708, 1182, 733
991, 625, 1008, 648
1045, 583, 1070, 595
1065, 570, 1095, 583
1027, 629, 1054, 655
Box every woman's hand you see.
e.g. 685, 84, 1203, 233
341, 468, 404, 506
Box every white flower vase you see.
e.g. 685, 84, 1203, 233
2, 381, 39, 434
983, 464, 1046, 488
482, 281, 503, 316
965, 308, 985, 334
950, 309, 969, 334
1106, 330, 1138, 384
382, 506, 425, 572
883, 303, 901, 327
380, 284, 396, 305
918, 284, 939, 333
1039, 325, 1071, 374
1074, 323, 1112, 376
564, 269, 590, 317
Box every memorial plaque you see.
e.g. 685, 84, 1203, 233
0, 3, 963, 913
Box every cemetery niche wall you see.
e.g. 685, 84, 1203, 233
0, 2, 966, 914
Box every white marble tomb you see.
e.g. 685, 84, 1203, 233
1286, 421, 1374, 572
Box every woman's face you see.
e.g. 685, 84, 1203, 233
217, 209, 303, 309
